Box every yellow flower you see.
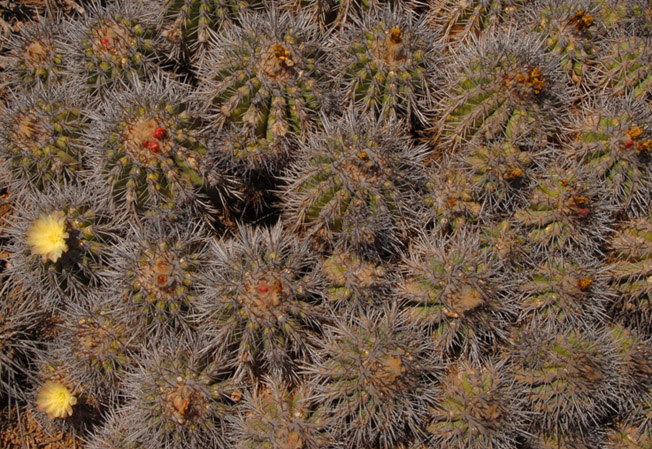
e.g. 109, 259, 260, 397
26, 211, 69, 263
36, 380, 77, 419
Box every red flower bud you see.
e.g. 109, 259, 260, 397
257, 282, 269, 294
577, 207, 590, 217
153, 126, 167, 140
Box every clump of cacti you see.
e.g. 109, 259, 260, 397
453, 136, 546, 217
319, 247, 392, 309
593, 33, 652, 101
423, 166, 482, 233
32, 355, 102, 433
41, 296, 143, 407
2, 0, 652, 446
480, 219, 529, 267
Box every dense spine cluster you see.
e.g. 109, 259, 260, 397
40, 296, 142, 407
0, 290, 42, 403
513, 163, 610, 256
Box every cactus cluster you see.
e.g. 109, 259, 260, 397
1, 0, 652, 447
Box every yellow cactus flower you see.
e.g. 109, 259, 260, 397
26, 211, 69, 263
36, 380, 77, 419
